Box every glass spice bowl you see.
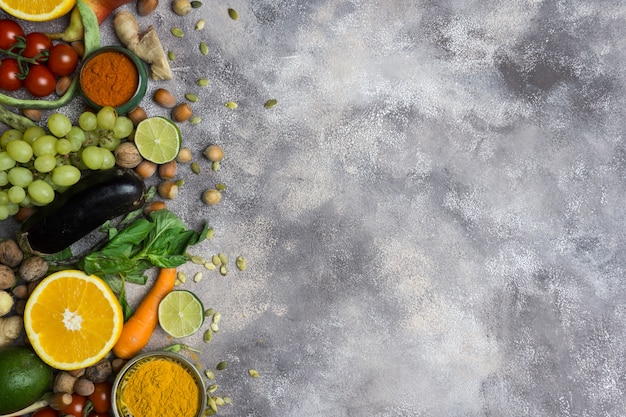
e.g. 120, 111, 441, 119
78, 46, 148, 115
111, 351, 207, 417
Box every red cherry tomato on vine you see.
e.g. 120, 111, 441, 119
88, 381, 112, 413
47, 43, 78, 77
62, 394, 87, 417
31, 407, 59, 417
0, 58, 23, 91
22, 32, 53, 63
24, 64, 56, 97
0, 19, 24, 50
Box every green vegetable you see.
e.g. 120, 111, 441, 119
0, 0, 100, 110
78, 209, 208, 316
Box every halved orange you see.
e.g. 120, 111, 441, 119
0, 0, 75, 22
24, 270, 123, 370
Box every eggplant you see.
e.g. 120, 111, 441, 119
19, 168, 146, 255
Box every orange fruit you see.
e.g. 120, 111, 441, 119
24, 270, 124, 370
0, 0, 75, 21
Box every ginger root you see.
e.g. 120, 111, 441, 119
0, 315, 23, 346
114, 11, 173, 80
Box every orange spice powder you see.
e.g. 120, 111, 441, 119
80, 51, 139, 107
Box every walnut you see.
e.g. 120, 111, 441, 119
114, 142, 143, 168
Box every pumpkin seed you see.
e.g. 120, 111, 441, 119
212, 161, 220, 171
207, 383, 218, 393
194, 272, 203, 282
218, 253, 228, 264
208, 397, 218, 413
203, 329, 213, 342
190, 255, 205, 264
264, 99, 278, 108
204, 262, 217, 270
185, 93, 199, 102
215, 182, 227, 191
190, 116, 202, 125
191, 162, 201, 174
196, 78, 210, 87
214, 397, 225, 406
168, 50, 175, 61
205, 408, 216, 416
223, 397, 232, 404
205, 369, 215, 379
195, 19, 206, 30
236, 256, 246, 271
219, 265, 228, 276
225, 101, 238, 109
212, 312, 222, 324
207, 227, 215, 239
216, 361, 227, 370
248, 369, 259, 378
177, 271, 187, 283
228, 7, 238, 20
212, 255, 221, 265
191, 0, 202, 7
171, 27, 185, 38
210, 322, 219, 332
205, 308, 215, 316
199, 41, 209, 56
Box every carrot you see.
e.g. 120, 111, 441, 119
112, 268, 177, 359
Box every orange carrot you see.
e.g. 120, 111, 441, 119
112, 268, 177, 359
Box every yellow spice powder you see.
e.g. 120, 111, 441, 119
123, 358, 199, 417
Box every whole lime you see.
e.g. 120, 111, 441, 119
0, 345, 53, 414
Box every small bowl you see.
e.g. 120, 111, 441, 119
79, 46, 148, 114
111, 351, 207, 417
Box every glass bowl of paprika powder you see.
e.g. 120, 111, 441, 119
79, 46, 148, 115
111, 351, 207, 417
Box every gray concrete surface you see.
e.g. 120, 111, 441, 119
3, 0, 626, 416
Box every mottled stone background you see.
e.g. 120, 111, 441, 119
3, 0, 626, 415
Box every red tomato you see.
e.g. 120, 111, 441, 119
0, 19, 24, 50
31, 407, 59, 417
24, 64, 56, 97
22, 32, 52, 63
47, 43, 78, 77
88, 413, 111, 417
0, 58, 23, 91
88, 381, 112, 413
62, 394, 87, 417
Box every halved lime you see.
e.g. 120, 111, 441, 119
158, 290, 205, 338
134, 117, 181, 164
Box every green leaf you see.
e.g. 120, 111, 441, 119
100, 218, 154, 256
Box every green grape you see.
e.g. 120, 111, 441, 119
32, 135, 58, 157
0, 205, 8, 220
55, 138, 72, 155
6, 201, 18, 215
48, 113, 73, 138
112, 116, 134, 139
67, 126, 87, 143
69, 136, 83, 152
8, 185, 25, 204
28, 180, 55, 205
0, 129, 23, 148
22, 126, 46, 144
51, 165, 80, 187
0, 171, 7, 186
7, 166, 32, 187
78, 111, 98, 131
34, 155, 57, 173
0, 152, 16, 171
81, 146, 104, 170
96, 106, 118, 130
69, 151, 88, 170
0, 191, 8, 205
100, 148, 116, 169
6, 140, 33, 163
99, 136, 121, 151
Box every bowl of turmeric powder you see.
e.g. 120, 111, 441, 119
79, 46, 148, 115
111, 351, 207, 417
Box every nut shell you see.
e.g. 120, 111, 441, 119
114, 142, 144, 169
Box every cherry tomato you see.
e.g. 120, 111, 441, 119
0, 58, 23, 91
47, 43, 78, 77
24, 64, 56, 97
22, 32, 52, 63
0, 19, 24, 50
62, 394, 87, 417
88, 381, 112, 413
31, 406, 59, 417
88, 413, 111, 417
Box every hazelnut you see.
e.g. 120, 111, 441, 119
172, 103, 192, 122
137, 0, 158, 16
203, 144, 224, 162
153, 88, 176, 108
128, 106, 147, 126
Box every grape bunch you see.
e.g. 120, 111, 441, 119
0, 106, 133, 220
